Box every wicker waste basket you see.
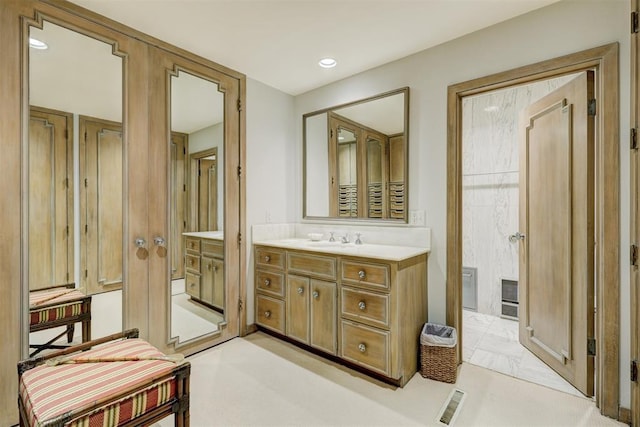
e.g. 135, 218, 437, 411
420, 323, 458, 383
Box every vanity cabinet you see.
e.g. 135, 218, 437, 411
184, 235, 224, 310
255, 247, 286, 334
254, 243, 427, 386
286, 252, 338, 355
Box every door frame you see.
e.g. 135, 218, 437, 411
446, 43, 619, 418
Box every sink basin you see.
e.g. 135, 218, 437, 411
306, 241, 343, 248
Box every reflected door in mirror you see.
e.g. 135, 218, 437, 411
28, 107, 73, 290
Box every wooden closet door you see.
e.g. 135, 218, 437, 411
80, 116, 123, 295
171, 131, 188, 279
28, 107, 73, 289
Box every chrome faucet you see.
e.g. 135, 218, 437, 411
355, 233, 362, 245
341, 233, 350, 244
329, 232, 335, 242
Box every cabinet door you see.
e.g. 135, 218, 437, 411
310, 279, 337, 355
212, 258, 224, 309
287, 275, 309, 344
201, 256, 214, 305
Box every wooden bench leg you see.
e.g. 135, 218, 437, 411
82, 318, 91, 342
66, 324, 75, 343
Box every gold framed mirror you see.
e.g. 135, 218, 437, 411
303, 87, 409, 221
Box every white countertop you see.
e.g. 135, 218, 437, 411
253, 238, 429, 261
183, 231, 224, 240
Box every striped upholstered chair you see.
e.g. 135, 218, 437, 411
18, 329, 190, 427
29, 284, 91, 357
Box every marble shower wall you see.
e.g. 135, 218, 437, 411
462, 74, 576, 317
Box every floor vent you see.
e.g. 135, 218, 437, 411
437, 388, 466, 426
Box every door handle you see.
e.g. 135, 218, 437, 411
134, 237, 147, 248
509, 232, 525, 243
153, 236, 166, 247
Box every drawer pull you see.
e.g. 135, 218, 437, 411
312, 291, 319, 299
189, 282, 196, 288
264, 279, 271, 287
189, 259, 194, 265
264, 310, 271, 319
358, 343, 366, 353
264, 255, 271, 263
297, 287, 304, 295
358, 301, 366, 310
358, 270, 366, 279
207, 263, 212, 271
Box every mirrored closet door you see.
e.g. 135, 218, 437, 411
27, 18, 125, 356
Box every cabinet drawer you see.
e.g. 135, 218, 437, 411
288, 252, 336, 281
185, 254, 200, 273
341, 287, 390, 329
255, 269, 285, 297
256, 294, 285, 334
185, 237, 200, 253
341, 260, 389, 290
255, 247, 285, 270
202, 239, 223, 258
340, 320, 390, 376
185, 272, 200, 299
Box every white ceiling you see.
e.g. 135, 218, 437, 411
68, 0, 561, 96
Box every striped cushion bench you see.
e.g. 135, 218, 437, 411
18, 330, 190, 427
29, 285, 92, 357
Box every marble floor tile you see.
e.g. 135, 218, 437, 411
463, 309, 584, 398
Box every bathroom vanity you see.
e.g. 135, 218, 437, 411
184, 231, 224, 312
254, 239, 428, 386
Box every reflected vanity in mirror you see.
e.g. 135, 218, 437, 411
170, 69, 226, 344
27, 20, 124, 355
303, 87, 409, 221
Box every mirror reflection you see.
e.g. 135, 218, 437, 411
170, 70, 226, 344
28, 20, 123, 356
304, 88, 408, 221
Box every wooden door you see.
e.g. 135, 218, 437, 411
170, 132, 188, 279
287, 274, 309, 343
518, 72, 595, 396
198, 158, 218, 231
28, 107, 73, 290
80, 116, 123, 295
310, 279, 337, 354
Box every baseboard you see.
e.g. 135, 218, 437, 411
619, 406, 631, 425
244, 323, 258, 336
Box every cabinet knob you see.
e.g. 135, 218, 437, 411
358, 270, 366, 279
358, 301, 366, 310
312, 291, 319, 299
264, 279, 271, 287
297, 287, 304, 295
134, 237, 146, 248
358, 343, 366, 353
207, 263, 212, 271
264, 255, 271, 263
264, 310, 271, 319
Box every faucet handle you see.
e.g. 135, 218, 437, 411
329, 232, 335, 242
355, 233, 362, 245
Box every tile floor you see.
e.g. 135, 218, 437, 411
155, 332, 622, 427
463, 309, 584, 398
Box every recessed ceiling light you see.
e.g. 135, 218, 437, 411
318, 58, 337, 68
29, 37, 48, 50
